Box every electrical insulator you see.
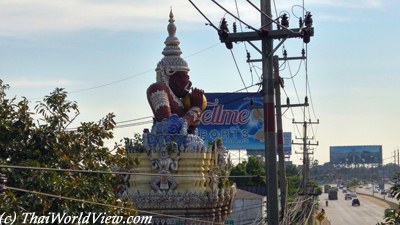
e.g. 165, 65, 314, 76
281, 14, 289, 28
218, 18, 233, 49
286, 97, 290, 105
301, 48, 306, 57
233, 22, 237, 33
246, 51, 251, 61
305, 96, 308, 104
304, 12, 313, 27
302, 12, 313, 44
220, 18, 228, 30
283, 50, 288, 58
299, 17, 303, 28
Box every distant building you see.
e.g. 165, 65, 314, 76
226, 189, 266, 225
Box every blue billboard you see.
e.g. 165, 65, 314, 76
330, 145, 382, 164
198, 92, 292, 155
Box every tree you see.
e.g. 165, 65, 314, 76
229, 156, 265, 186
286, 164, 301, 202
229, 161, 251, 186
0, 80, 137, 221
245, 156, 266, 186
378, 172, 400, 224
347, 178, 360, 192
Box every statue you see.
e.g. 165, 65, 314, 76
125, 11, 236, 223
147, 10, 206, 134
148, 144, 180, 194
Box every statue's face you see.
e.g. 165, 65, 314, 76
169, 71, 191, 98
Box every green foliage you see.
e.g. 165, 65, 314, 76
124, 133, 146, 153
246, 156, 266, 186
308, 180, 322, 195
132, 133, 143, 147
218, 170, 233, 189
229, 161, 251, 186
286, 165, 301, 202
347, 178, 360, 192
0, 80, 136, 220
166, 141, 178, 155
229, 156, 265, 186
208, 137, 223, 147
377, 172, 400, 224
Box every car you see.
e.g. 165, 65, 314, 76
381, 190, 387, 195
345, 193, 352, 200
350, 193, 357, 198
342, 189, 348, 193
352, 198, 360, 206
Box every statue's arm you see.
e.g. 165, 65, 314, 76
147, 83, 171, 122
182, 87, 205, 127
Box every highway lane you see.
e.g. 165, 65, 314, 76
356, 186, 398, 205
318, 190, 390, 225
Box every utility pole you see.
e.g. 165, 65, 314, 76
215, 1, 314, 224
292, 119, 319, 190
260, 1, 280, 224
273, 55, 286, 219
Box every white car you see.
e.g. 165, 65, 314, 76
350, 193, 357, 198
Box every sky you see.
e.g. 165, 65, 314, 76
0, 0, 399, 165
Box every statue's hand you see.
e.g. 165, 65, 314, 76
190, 88, 204, 109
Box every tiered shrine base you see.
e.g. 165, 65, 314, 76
124, 120, 236, 225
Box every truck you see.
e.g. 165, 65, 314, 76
328, 189, 338, 200
324, 185, 331, 193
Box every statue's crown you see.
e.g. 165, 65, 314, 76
156, 10, 189, 83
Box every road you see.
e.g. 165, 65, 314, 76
318, 190, 390, 225
356, 186, 398, 205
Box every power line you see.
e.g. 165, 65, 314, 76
0, 164, 259, 179
303, 45, 319, 142
27, 69, 152, 101
211, 0, 258, 32
35, 81, 263, 132
233, 0, 258, 85
281, 87, 302, 136
188, 0, 219, 31
230, 50, 248, 92
27, 42, 221, 101
272, 0, 278, 18
245, 0, 296, 34
113, 120, 153, 129
281, 59, 304, 80
65, 118, 153, 131
115, 116, 153, 124
304, 46, 318, 121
